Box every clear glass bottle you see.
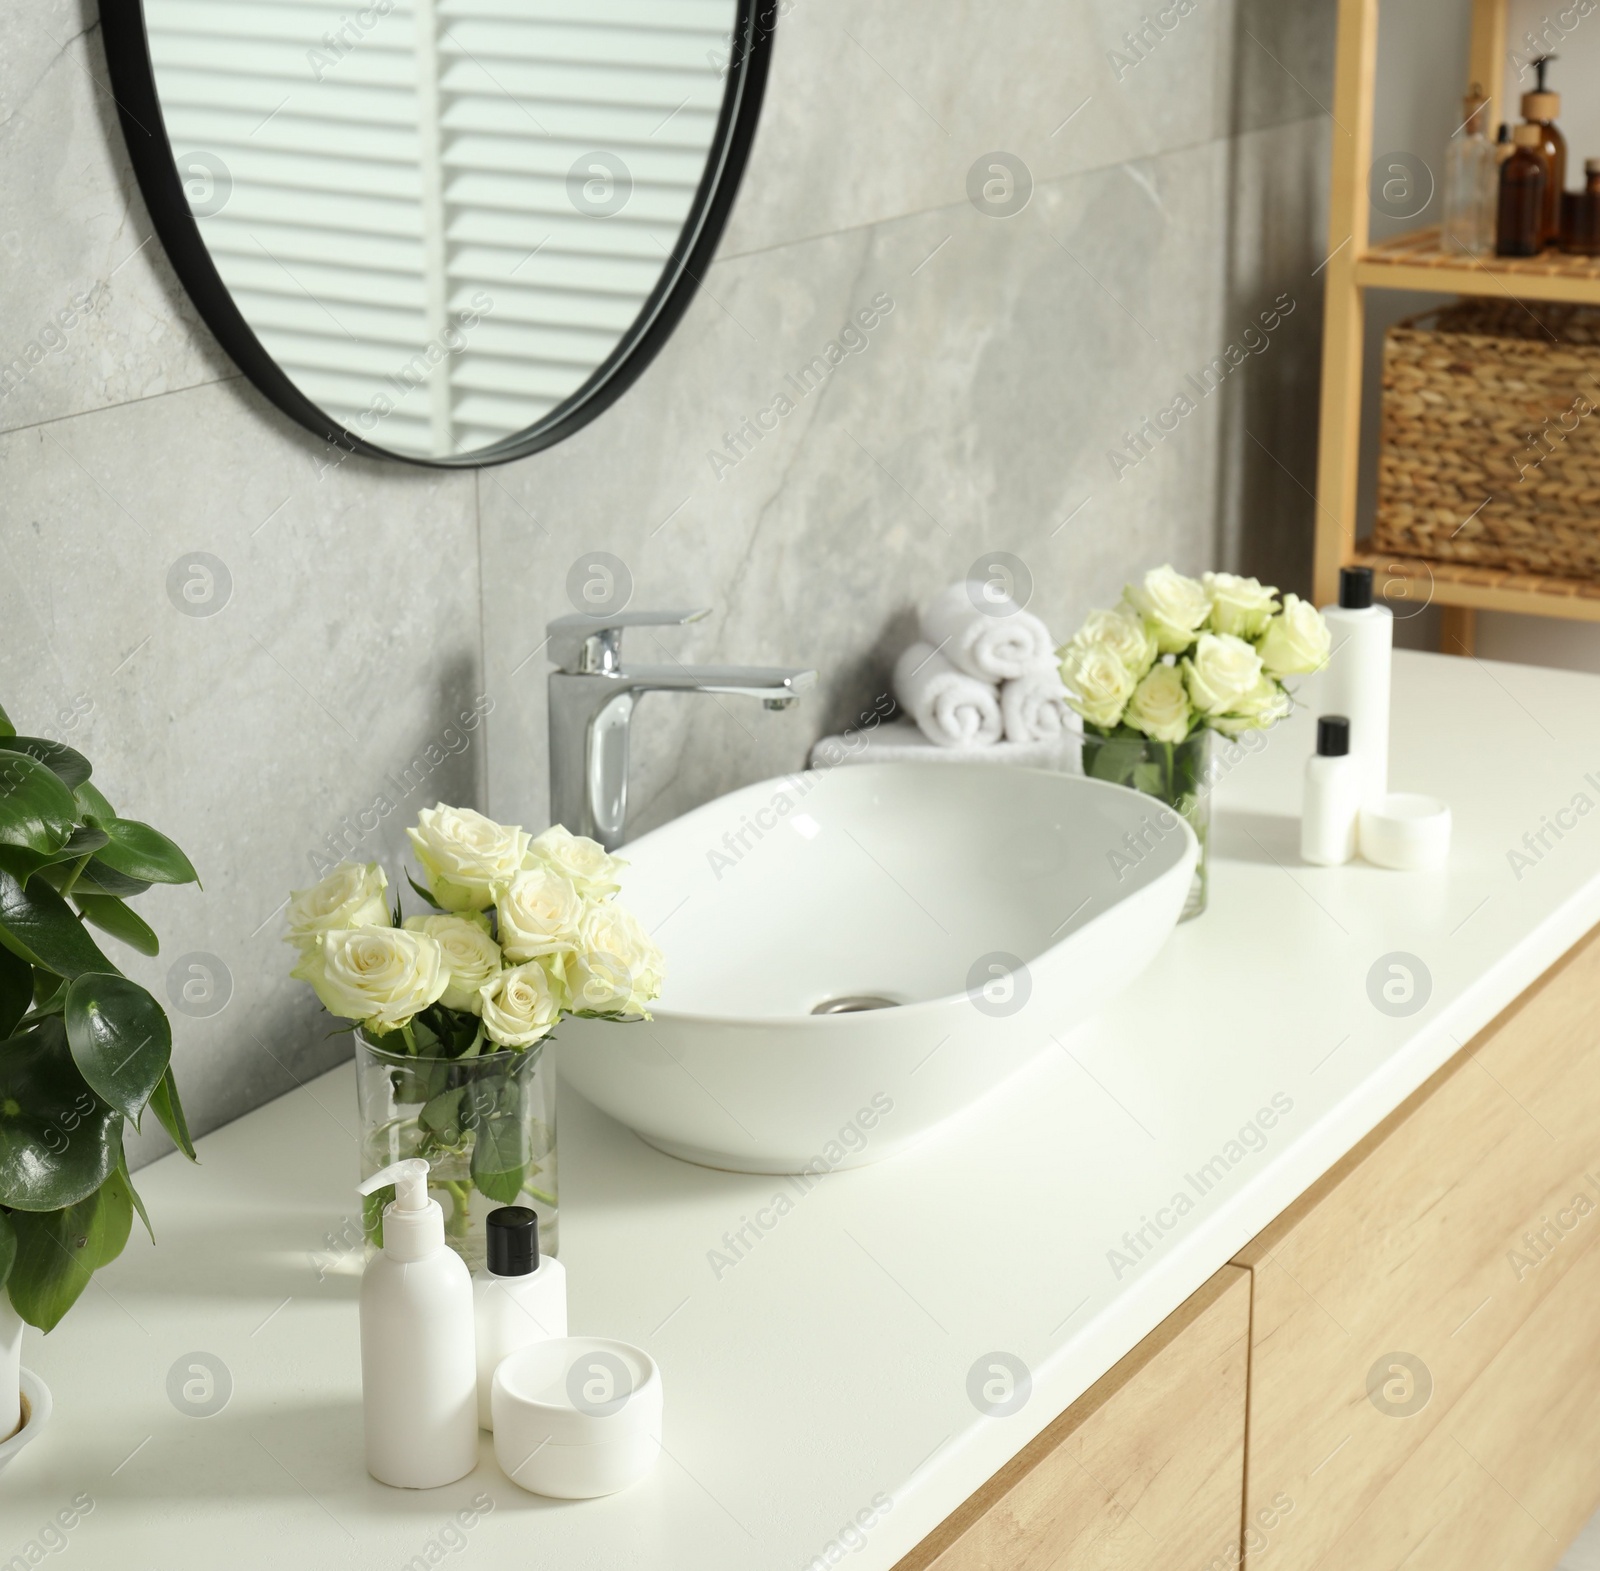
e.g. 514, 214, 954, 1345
1442, 86, 1498, 257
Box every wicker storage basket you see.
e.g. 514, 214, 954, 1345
1373, 300, 1600, 580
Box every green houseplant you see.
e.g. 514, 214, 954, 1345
0, 698, 198, 1342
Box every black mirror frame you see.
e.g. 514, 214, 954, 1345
98, 0, 777, 469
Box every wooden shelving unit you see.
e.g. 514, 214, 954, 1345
1313, 0, 1600, 652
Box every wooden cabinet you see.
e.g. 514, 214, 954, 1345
898, 925, 1600, 1571
893, 1266, 1251, 1571
1235, 924, 1600, 1570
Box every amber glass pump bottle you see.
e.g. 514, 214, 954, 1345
1521, 55, 1567, 243
1499, 123, 1549, 256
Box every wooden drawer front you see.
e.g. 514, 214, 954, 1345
1328, 1224, 1600, 1570
896, 1266, 1249, 1571
1237, 924, 1600, 1571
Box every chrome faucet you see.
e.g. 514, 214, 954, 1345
547, 608, 817, 850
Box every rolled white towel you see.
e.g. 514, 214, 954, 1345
1001, 663, 1079, 744
893, 641, 1003, 748
918, 581, 1055, 682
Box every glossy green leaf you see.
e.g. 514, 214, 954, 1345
0, 1019, 121, 1211
0, 735, 91, 790
7, 1170, 134, 1332
73, 779, 115, 822
65, 973, 172, 1121
149, 1066, 196, 1161
0, 750, 77, 858
93, 817, 199, 886
0, 943, 29, 1038
470, 1112, 528, 1204
0, 1213, 14, 1289
0, 700, 13, 739
117, 1137, 154, 1244
66, 858, 152, 900
0, 868, 114, 979
0, 823, 112, 886
75, 894, 159, 957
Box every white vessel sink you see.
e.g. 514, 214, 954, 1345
557, 763, 1195, 1173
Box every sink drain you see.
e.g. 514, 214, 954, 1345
810, 994, 899, 1015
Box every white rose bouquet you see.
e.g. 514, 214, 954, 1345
285, 805, 664, 1246
1059, 567, 1330, 915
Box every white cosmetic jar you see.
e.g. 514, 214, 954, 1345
1359, 793, 1452, 870
491, 1336, 662, 1499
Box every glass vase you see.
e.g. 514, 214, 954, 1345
355, 1034, 558, 1268
1081, 728, 1212, 920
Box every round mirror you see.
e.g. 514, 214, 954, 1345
101, 0, 774, 465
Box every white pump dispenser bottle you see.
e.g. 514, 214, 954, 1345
357, 1158, 478, 1488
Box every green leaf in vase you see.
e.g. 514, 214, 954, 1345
471, 1111, 529, 1204
419, 1085, 467, 1143
0, 1212, 15, 1289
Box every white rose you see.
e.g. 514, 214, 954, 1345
402, 912, 502, 1014
526, 824, 626, 899
292, 926, 448, 1031
1203, 572, 1279, 640
408, 805, 531, 911
1066, 607, 1157, 680
480, 960, 564, 1049
1124, 565, 1212, 653
567, 902, 665, 1017
1213, 675, 1292, 736
284, 862, 389, 950
1183, 633, 1264, 716
1059, 643, 1137, 729
496, 865, 585, 963
1123, 663, 1192, 744
1257, 594, 1331, 676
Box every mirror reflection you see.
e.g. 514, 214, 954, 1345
144, 0, 739, 457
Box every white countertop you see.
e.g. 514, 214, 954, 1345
13, 650, 1600, 1569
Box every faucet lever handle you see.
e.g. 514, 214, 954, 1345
546, 608, 712, 674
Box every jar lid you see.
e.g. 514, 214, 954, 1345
1522, 90, 1560, 119
491, 1336, 662, 1448
1513, 122, 1545, 147
1359, 794, 1451, 870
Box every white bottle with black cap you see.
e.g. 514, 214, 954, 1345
1302, 715, 1361, 866
474, 1207, 568, 1430
356, 1158, 478, 1488
1321, 566, 1393, 802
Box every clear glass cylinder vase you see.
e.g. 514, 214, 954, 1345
355, 1034, 558, 1268
1081, 728, 1212, 920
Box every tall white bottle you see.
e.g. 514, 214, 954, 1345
474, 1207, 567, 1430
357, 1159, 478, 1488
1321, 566, 1393, 802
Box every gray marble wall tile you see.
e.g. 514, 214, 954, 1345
720, 0, 1338, 258
0, 0, 1337, 1154
480, 122, 1328, 841
0, 379, 480, 1160
0, 3, 233, 435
